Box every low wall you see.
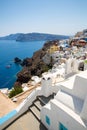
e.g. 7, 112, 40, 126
41, 99, 86, 130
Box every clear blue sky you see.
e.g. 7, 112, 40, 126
0, 0, 87, 36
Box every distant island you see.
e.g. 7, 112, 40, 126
0, 33, 69, 41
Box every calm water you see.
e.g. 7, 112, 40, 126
0, 40, 45, 89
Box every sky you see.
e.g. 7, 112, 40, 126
0, 0, 87, 36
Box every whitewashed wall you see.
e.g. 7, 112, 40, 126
41, 99, 86, 130
41, 76, 52, 97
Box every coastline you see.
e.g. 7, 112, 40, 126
0, 40, 45, 89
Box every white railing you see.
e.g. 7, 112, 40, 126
16, 89, 36, 112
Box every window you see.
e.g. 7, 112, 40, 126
46, 115, 50, 125
47, 77, 50, 80
59, 123, 68, 130
42, 77, 45, 80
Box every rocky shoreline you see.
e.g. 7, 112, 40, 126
15, 40, 59, 85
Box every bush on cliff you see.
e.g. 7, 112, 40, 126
9, 86, 23, 98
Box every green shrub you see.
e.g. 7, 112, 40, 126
9, 86, 23, 98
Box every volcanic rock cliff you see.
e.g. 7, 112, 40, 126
16, 40, 59, 84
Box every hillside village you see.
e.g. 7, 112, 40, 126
0, 29, 87, 130
16, 29, 87, 86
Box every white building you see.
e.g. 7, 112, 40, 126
65, 58, 78, 75
40, 70, 87, 130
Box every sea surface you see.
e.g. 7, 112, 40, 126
0, 40, 45, 89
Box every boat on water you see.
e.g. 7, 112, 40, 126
6, 65, 11, 68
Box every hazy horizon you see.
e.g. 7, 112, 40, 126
0, 32, 72, 37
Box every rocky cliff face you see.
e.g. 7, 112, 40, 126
75, 31, 83, 37
16, 40, 59, 84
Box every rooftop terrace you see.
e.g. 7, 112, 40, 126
0, 92, 17, 117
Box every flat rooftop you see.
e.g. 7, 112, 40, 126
0, 85, 39, 117
0, 91, 17, 117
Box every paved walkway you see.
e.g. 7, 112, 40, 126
6, 111, 47, 130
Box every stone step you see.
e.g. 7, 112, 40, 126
29, 105, 40, 122
37, 94, 55, 105
34, 100, 44, 111
37, 96, 46, 105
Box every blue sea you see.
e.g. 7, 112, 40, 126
0, 40, 45, 89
